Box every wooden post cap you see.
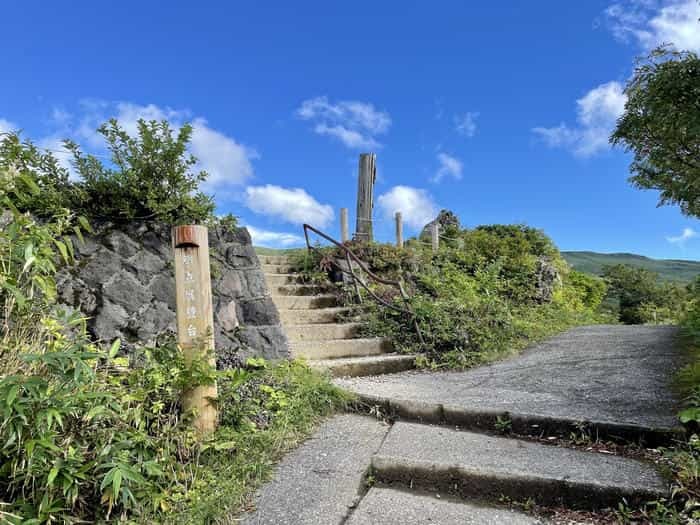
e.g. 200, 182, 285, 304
172, 225, 207, 248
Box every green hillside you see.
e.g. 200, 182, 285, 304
562, 251, 700, 283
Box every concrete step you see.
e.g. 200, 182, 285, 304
261, 263, 296, 274
242, 415, 389, 525
292, 337, 390, 360
372, 422, 667, 511
273, 295, 337, 310
346, 487, 539, 525
312, 354, 417, 378
258, 255, 294, 266
273, 283, 332, 296
264, 273, 304, 287
278, 307, 352, 325
286, 323, 362, 342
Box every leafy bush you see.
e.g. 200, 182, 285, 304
1, 118, 217, 226
558, 270, 607, 312
0, 321, 348, 523
67, 119, 215, 224
0, 162, 347, 523
0, 133, 79, 217
603, 264, 690, 324
349, 223, 610, 368
0, 164, 90, 375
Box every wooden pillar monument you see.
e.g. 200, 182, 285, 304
395, 212, 403, 248
340, 207, 349, 243
431, 223, 439, 253
172, 225, 218, 434
355, 153, 376, 242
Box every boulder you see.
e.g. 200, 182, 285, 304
420, 209, 461, 239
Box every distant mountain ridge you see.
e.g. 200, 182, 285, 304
562, 251, 700, 283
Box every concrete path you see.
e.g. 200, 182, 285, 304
242, 414, 389, 525
244, 325, 682, 523
373, 422, 666, 509
347, 487, 541, 525
337, 325, 684, 443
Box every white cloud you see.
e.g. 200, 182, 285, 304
454, 112, 479, 137
246, 225, 304, 248
101, 103, 256, 189
606, 0, 700, 52
377, 185, 438, 230
297, 96, 391, 149
432, 152, 463, 183
37, 135, 77, 178
244, 184, 334, 228
313, 123, 379, 149
0, 119, 16, 134
4, 103, 257, 195
532, 81, 627, 157
189, 117, 258, 190
43, 101, 256, 192
666, 227, 698, 245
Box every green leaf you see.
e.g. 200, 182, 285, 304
23, 255, 36, 273
47, 465, 59, 485
6, 385, 19, 406
73, 225, 84, 244
2, 283, 26, 308
679, 407, 700, 424
77, 215, 93, 233
112, 469, 122, 498
18, 173, 40, 195
52, 239, 69, 263
108, 339, 121, 359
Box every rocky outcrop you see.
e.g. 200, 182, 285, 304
57, 221, 289, 367
420, 209, 461, 239
534, 257, 560, 304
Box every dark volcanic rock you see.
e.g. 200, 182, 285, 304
58, 221, 289, 362
420, 209, 461, 239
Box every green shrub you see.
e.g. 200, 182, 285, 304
0, 132, 79, 217
350, 223, 609, 368
0, 161, 347, 523
1, 119, 217, 226
67, 119, 215, 224
0, 164, 90, 375
603, 264, 689, 324
558, 270, 607, 311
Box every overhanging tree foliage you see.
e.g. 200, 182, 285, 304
67, 119, 215, 224
611, 47, 700, 217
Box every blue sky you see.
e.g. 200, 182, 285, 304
1, 1, 699, 259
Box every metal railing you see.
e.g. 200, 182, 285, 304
302, 223, 424, 345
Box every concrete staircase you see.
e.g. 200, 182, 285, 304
260, 254, 416, 377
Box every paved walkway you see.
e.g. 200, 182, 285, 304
337, 325, 684, 439
243, 325, 684, 524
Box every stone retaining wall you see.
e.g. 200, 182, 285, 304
57, 221, 289, 366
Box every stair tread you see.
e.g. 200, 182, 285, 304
313, 353, 416, 366
278, 306, 351, 313
372, 422, 667, 508
273, 295, 338, 310
286, 322, 362, 329
346, 487, 538, 525
291, 336, 382, 345
291, 337, 390, 360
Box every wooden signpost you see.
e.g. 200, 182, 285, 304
340, 207, 349, 243
431, 223, 439, 253
395, 212, 403, 248
172, 225, 218, 434
355, 153, 376, 242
